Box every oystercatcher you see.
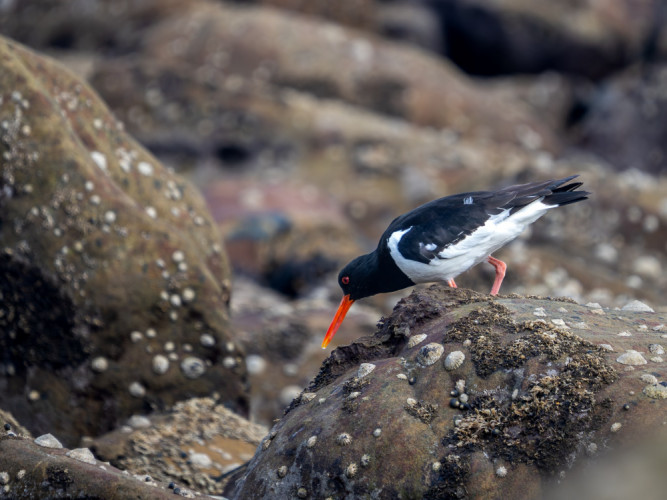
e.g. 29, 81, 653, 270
322, 176, 588, 348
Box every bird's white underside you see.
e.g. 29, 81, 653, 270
387, 200, 553, 283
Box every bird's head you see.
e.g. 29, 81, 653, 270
320, 257, 370, 349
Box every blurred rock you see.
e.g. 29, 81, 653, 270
230, 278, 379, 425
427, 0, 661, 78
572, 63, 667, 175
90, 397, 267, 496
0, 36, 246, 445
0, 431, 205, 499
0, 409, 32, 438
230, 286, 667, 498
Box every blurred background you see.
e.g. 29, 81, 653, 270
2, 0, 666, 426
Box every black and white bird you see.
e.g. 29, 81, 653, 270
322, 175, 589, 348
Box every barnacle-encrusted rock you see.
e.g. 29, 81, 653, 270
0, 433, 181, 499
231, 286, 667, 499
90, 398, 267, 496
0, 35, 245, 445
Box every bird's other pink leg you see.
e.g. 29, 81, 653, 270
487, 255, 506, 296
447, 279, 457, 288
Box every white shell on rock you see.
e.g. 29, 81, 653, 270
336, 433, 352, 446
66, 448, 96, 465
34, 434, 63, 449
152, 354, 169, 375
181, 356, 206, 379
407, 334, 428, 348
648, 344, 665, 355
643, 384, 667, 399
357, 363, 376, 379
621, 300, 654, 312
417, 343, 445, 366
616, 350, 647, 365
444, 351, 465, 371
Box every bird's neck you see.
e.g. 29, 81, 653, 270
360, 249, 415, 297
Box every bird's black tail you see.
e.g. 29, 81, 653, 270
543, 175, 589, 207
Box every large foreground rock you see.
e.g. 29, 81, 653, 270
231, 286, 667, 499
0, 35, 246, 445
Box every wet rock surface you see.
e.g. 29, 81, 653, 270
0, 35, 246, 445
231, 286, 666, 499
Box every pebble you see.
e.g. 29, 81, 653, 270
618, 331, 632, 337
373, 428, 382, 438
551, 318, 569, 328
180, 357, 206, 379
621, 300, 654, 313
34, 434, 63, 449
66, 448, 97, 465
533, 307, 547, 317
599, 344, 614, 351
610, 422, 622, 433
616, 350, 648, 365
0, 472, 8, 485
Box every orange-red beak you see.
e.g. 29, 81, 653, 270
321, 294, 355, 349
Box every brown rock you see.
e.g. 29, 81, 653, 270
0, 36, 246, 445
90, 398, 267, 496
229, 286, 667, 499
0, 433, 208, 499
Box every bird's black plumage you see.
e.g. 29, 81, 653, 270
337, 176, 588, 300
323, 175, 589, 348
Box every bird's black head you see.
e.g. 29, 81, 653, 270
337, 251, 414, 300
337, 257, 368, 301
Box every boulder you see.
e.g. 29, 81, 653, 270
230, 286, 667, 498
0, 35, 246, 445
0, 430, 207, 499
90, 397, 267, 496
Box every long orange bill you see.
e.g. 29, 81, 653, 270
321, 294, 355, 349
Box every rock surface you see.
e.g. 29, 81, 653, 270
231, 286, 667, 499
0, 430, 208, 499
0, 35, 246, 445
90, 397, 267, 496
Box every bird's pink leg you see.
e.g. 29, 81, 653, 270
447, 279, 457, 288
487, 256, 506, 296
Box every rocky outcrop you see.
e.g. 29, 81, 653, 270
89, 397, 267, 496
0, 429, 207, 499
0, 35, 247, 445
231, 286, 666, 499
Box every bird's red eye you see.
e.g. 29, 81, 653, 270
341, 276, 350, 285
